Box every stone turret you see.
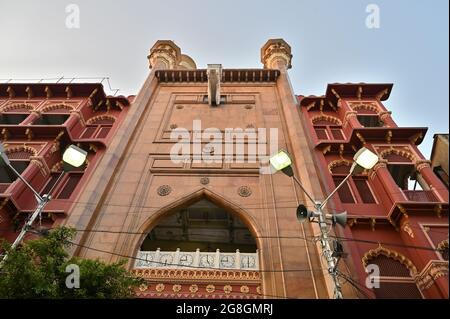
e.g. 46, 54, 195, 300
260, 38, 292, 70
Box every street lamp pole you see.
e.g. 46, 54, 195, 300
0, 144, 87, 266
316, 201, 343, 299
269, 147, 379, 299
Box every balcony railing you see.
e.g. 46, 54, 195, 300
135, 248, 259, 271
404, 190, 438, 202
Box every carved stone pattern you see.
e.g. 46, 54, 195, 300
206, 284, 215, 293
223, 285, 232, 294
155, 283, 165, 292
139, 283, 148, 292
189, 284, 198, 293
157, 185, 172, 196
362, 245, 418, 276
238, 186, 252, 197
41, 103, 73, 113
200, 177, 210, 185
240, 285, 249, 294
311, 114, 342, 126
415, 160, 432, 172
349, 102, 380, 114
172, 284, 182, 293
132, 269, 261, 282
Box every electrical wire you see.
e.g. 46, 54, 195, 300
0, 225, 446, 253
336, 270, 373, 299
0, 77, 121, 96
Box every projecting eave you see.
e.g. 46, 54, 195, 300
0, 83, 131, 111
315, 127, 428, 152
155, 69, 280, 83
0, 125, 107, 148
297, 83, 393, 111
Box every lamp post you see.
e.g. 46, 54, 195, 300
0, 144, 87, 265
269, 147, 379, 299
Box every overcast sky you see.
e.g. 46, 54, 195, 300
0, 0, 448, 156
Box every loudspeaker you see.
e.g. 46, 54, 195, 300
296, 204, 316, 222
331, 211, 347, 227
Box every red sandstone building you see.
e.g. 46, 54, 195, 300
0, 84, 131, 241
0, 39, 448, 299
299, 85, 449, 298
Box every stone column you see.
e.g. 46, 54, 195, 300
415, 160, 449, 202
343, 111, 361, 129
370, 160, 407, 204
21, 111, 41, 125
260, 39, 323, 202
261, 39, 330, 298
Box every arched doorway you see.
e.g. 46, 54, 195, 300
132, 195, 262, 298
136, 198, 259, 270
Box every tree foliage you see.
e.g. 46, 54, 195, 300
0, 227, 143, 298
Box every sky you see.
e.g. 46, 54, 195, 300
0, 0, 448, 157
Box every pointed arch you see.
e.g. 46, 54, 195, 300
134, 188, 263, 256
362, 245, 418, 276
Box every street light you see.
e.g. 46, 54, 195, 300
0, 143, 87, 264
269, 147, 379, 299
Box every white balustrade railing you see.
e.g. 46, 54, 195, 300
134, 248, 259, 271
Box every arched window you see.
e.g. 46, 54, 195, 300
33, 105, 71, 125
381, 149, 434, 202
0, 103, 32, 125
365, 252, 422, 299
352, 104, 384, 127
81, 116, 115, 139
330, 161, 376, 204
311, 115, 345, 141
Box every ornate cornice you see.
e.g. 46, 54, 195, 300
155, 69, 279, 83
132, 269, 261, 283
415, 159, 432, 172
415, 260, 449, 291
